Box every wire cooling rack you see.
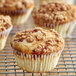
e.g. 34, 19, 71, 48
0, 16, 76, 76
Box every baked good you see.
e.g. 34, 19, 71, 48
32, 2, 76, 38
38, 0, 75, 5
0, 0, 34, 26
0, 15, 13, 50
11, 27, 64, 73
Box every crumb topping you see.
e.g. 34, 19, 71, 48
0, 0, 34, 10
0, 15, 11, 32
32, 2, 76, 26
11, 27, 64, 55
0, 26, 5, 32
14, 28, 46, 42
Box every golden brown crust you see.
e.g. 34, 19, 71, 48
0, 15, 12, 32
0, 0, 34, 15
11, 27, 64, 55
32, 2, 76, 26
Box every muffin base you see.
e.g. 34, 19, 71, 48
0, 26, 13, 50
11, 6, 34, 26
14, 50, 62, 73
54, 20, 76, 38
35, 20, 76, 38
0, 37, 7, 50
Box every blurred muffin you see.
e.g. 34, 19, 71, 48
32, 2, 76, 37
0, 0, 34, 26
11, 27, 64, 73
0, 15, 12, 50
39, 0, 75, 5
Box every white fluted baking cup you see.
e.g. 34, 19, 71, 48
14, 48, 64, 73
35, 20, 76, 38
0, 25, 13, 50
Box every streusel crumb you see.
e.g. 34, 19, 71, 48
11, 27, 64, 55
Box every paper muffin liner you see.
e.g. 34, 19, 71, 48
54, 20, 76, 38
38, 0, 75, 5
11, 6, 34, 26
13, 48, 63, 73
0, 25, 13, 50
35, 20, 76, 38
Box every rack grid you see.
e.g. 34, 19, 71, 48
0, 17, 76, 76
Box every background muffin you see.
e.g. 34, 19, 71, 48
0, 15, 12, 50
38, 0, 75, 5
0, 0, 34, 26
11, 27, 64, 73
32, 2, 76, 38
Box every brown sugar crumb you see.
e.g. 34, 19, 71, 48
35, 35, 45, 41
46, 39, 53, 46
14, 28, 47, 42
0, 0, 34, 10
26, 35, 34, 43
0, 27, 6, 32
11, 27, 64, 55
34, 44, 47, 54
0, 15, 11, 32
32, 2, 76, 26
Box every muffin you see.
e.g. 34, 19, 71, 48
32, 2, 76, 38
0, 15, 13, 50
0, 0, 34, 26
11, 27, 64, 73
39, 0, 75, 5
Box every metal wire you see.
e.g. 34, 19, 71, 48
0, 26, 76, 76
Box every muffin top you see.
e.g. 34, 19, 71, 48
0, 0, 34, 15
11, 27, 64, 55
0, 15, 12, 32
32, 2, 76, 26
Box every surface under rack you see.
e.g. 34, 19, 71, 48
0, 18, 76, 76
